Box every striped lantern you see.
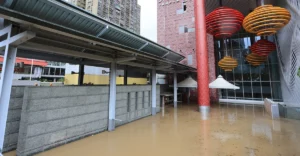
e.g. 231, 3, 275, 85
218, 56, 238, 72
246, 53, 267, 66
206, 7, 244, 39
250, 39, 276, 56
243, 5, 291, 36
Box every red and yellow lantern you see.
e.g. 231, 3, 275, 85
250, 39, 276, 56
206, 7, 244, 39
246, 53, 267, 66
218, 56, 238, 71
243, 5, 291, 36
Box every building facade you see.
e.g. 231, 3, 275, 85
69, 0, 141, 34
157, 0, 300, 105
157, 0, 218, 102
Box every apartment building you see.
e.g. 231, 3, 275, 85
69, 0, 140, 34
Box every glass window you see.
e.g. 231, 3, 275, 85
61, 69, 65, 75
261, 64, 270, 81
214, 32, 282, 102
252, 82, 262, 99
234, 65, 242, 81
243, 82, 252, 99
55, 68, 60, 75
251, 67, 260, 82
272, 82, 282, 100
235, 82, 244, 98
262, 82, 272, 99
242, 64, 251, 81
43, 67, 49, 75
50, 68, 55, 75
225, 72, 234, 81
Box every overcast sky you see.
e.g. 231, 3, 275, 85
138, 0, 157, 42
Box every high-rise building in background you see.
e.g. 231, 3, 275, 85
69, 0, 141, 34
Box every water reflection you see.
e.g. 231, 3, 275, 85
5, 104, 298, 156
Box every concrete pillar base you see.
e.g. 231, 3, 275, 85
199, 106, 210, 113
108, 119, 115, 131
199, 106, 210, 120
152, 107, 156, 116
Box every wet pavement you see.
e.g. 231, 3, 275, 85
4, 104, 300, 156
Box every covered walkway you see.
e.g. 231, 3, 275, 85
0, 0, 194, 155
5, 104, 300, 156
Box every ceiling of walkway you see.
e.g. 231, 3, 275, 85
205, 0, 276, 15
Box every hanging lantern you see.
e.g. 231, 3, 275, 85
250, 39, 276, 56
246, 53, 267, 66
243, 5, 291, 36
218, 56, 238, 71
206, 7, 244, 39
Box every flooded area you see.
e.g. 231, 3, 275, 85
4, 104, 300, 156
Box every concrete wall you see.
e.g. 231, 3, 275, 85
115, 85, 160, 126
16, 86, 109, 155
15, 85, 160, 156
3, 87, 24, 152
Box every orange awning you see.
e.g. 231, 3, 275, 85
0, 56, 48, 67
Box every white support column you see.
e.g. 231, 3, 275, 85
108, 61, 116, 131
173, 72, 177, 108
151, 69, 157, 116
0, 46, 17, 154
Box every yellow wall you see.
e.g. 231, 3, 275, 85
64, 74, 148, 85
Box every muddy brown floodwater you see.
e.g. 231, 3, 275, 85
4, 104, 300, 156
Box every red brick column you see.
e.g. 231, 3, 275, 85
194, 0, 210, 113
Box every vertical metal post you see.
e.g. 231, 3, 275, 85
194, 0, 210, 113
78, 64, 84, 85
124, 65, 128, 85
173, 72, 177, 108
151, 69, 156, 116
29, 59, 33, 81
108, 61, 116, 131
0, 47, 17, 154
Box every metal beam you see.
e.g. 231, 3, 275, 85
108, 61, 116, 131
155, 65, 172, 70
138, 42, 148, 51
0, 25, 11, 37
0, 31, 35, 48
116, 56, 136, 63
120, 62, 154, 69
19, 42, 113, 62
0, 47, 17, 154
162, 51, 170, 58
96, 25, 109, 37
151, 69, 157, 116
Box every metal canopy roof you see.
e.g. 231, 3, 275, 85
0, 0, 194, 73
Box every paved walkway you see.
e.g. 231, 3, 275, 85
5, 104, 300, 156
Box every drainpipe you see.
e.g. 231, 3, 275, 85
194, 0, 210, 114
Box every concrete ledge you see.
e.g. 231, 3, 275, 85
264, 98, 280, 119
